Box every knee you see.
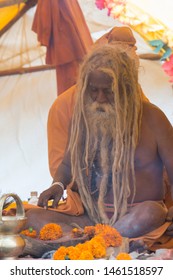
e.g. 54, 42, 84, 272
139, 201, 167, 222
114, 201, 167, 238
132, 201, 167, 231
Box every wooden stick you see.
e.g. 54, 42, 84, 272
0, 65, 56, 77
139, 53, 162, 60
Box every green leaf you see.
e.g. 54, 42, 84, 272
29, 227, 33, 233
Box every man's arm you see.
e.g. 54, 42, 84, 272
47, 85, 76, 177
150, 104, 173, 194
38, 148, 72, 209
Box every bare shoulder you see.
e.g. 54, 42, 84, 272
142, 101, 172, 131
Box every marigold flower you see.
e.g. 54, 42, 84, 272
94, 224, 123, 247
79, 251, 94, 260
71, 227, 84, 238
75, 243, 85, 250
84, 225, 96, 238
66, 246, 81, 260
101, 232, 122, 247
53, 246, 67, 260
20, 227, 37, 238
39, 223, 63, 241
53, 245, 81, 260
94, 223, 104, 234
116, 252, 132, 260
76, 241, 92, 252
91, 234, 106, 247
89, 236, 106, 258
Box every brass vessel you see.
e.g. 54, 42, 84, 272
0, 193, 27, 259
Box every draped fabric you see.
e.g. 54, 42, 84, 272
32, 0, 93, 94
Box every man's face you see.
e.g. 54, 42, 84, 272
86, 70, 114, 107
84, 70, 116, 137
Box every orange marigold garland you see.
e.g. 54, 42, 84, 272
53, 236, 106, 260
39, 223, 63, 241
53, 224, 124, 260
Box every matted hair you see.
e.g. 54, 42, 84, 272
68, 44, 143, 225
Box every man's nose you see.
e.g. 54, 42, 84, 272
96, 90, 107, 103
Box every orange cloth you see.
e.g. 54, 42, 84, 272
47, 85, 76, 177
130, 222, 173, 251
6, 189, 84, 217
96, 26, 136, 46
56, 60, 79, 95
32, 0, 93, 94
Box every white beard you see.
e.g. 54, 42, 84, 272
85, 98, 116, 137
84, 98, 115, 167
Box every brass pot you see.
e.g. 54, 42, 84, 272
0, 193, 27, 259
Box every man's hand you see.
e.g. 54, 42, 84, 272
38, 184, 64, 209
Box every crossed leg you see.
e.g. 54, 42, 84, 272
25, 208, 94, 232
25, 201, 167, 238
114, 200, 168, 238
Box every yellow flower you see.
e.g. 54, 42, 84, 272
39, 223, 63, 241
116, 253, 132, 260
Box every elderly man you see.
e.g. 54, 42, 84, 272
26, 44, 173, 239
47, 26, 146, 178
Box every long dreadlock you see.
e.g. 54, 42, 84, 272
68, 44, 143, 225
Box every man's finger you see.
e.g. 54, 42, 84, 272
52, 196, 61, 209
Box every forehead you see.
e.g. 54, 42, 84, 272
88, 70, 113, 86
